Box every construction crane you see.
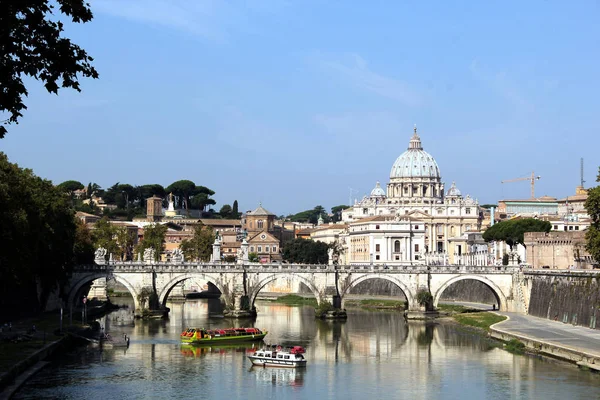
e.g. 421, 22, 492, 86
501, 171, 541, 199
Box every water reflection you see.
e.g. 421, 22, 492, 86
13, 298, 600, 400
179, 343, 260, 358
249, 366, 305, 387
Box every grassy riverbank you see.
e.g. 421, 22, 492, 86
272, 295, 318, 306
453, 312, 507, 331
344, 299, 406, 310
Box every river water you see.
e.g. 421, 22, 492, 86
14, 298, 600, 400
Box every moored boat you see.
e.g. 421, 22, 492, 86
180, 327, 267, 345
248, 345, 307, 368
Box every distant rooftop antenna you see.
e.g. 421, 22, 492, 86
581, 158, 585, 187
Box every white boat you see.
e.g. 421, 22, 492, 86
248, 345, 307, 368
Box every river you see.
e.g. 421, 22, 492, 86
13, 298, 600, 399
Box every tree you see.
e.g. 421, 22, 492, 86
1, 1, 99, 138
73, 220, 94, 264
232, 200, 240, 219
585, 167, 600, 264
248, 252, 259, 262
289, 205, 331, 225
331, 205, 349, 222
282, 238, 329, 264
166, 180, 196, 213
0, 152, 77, 316
135, 223, 167, 261
56, 180, 84, 195
91, 217, 119, 256
219, 204, 232, 219
483, 218, 551, 250
115, 226, 135, 261
179, 223, 214, 261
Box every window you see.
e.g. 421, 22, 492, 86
553, 225, 558, 230
564, 227, 567, 231
414, 225, 419, 229
415, 244, 419, 252
376, 225, 380, 230
257, 220, 264, 229
258, 246, 262, 252
450, 210, 455, 215
466, 208, 471, 214
265, 246, 270, 252
395, 255, 400, 260
394, 240, 400, 253
375, 255, 380, 260
575, 226, 579, 230
363, 208, 368, 215
569, 226, 573, 231
250, 246, 255, 252
272, 246, 277, 252
376, 244, 380, 252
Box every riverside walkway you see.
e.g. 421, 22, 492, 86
491, 312, 600, 370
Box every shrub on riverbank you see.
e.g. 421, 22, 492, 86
453, 312, 506, 331
344, 299, 406, 310
505, 339, 526, 354
273, 295, 318, 306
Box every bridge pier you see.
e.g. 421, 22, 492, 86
223, 294, 257, 319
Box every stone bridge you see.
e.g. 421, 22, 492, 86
66, 262, 528, 317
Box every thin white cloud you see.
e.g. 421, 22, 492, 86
469, 58, 533, 111
316, 53, 424, 106
92, 0, 288, 42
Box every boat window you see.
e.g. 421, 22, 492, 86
277, 355, 283, 359
284, 356, 290, 359
257, 353, 263, 357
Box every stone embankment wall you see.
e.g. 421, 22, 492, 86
526, 271, 600, 330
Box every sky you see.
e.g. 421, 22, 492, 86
2, 0, 600, 215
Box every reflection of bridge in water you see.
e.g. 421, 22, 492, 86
67, 262, 528, 318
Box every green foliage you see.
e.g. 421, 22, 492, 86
273, 294, 318, 306
56, 180, 84, 194
282, 238, 329, 264
315, 301, 335, 318
166, 180, 216, 214
232, 200, 240, 219
135, 224, 167, 261
91, 218, 119, 256
248, 252, 259, 262
219, 204, 233, 218
416, 289, 433, 310
344, 299, 406, 309
179, 223, 214, 261
0, 1, 98, 138
73, 220, 94, 264
585, 170, 600, 264
453, 312, 507, 331
331, 205, 350, 222
483, 218, 551, 249
289, 205, 330, 224
502, 253, 509, 265
0, 152, 77, 315
505, 339, 526, 354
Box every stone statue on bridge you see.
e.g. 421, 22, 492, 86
143, 248, 156, 263
171, 248, 184, 263
94, 247, 107, 265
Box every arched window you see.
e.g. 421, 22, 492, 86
257, 220, 264, 229
394, 240, 401, 253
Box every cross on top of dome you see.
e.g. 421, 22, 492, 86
408, 124, 422, 150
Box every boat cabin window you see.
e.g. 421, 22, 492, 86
256, 353, 263, 357
284, 355, 290, 359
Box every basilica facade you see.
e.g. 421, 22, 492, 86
341, 127, 481, 262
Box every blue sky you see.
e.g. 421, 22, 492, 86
2, 0, 600, 215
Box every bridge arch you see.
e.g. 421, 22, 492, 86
157, 273, 229, 308
248, 274, 321, 307
68, 273, 141, 310
341, 274, 415, 309
433, 275, 507, 311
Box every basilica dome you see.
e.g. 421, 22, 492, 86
370, 181, 386, 197
390, 127, 441, 179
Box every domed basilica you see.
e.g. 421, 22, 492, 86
341, 126, 481, 263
